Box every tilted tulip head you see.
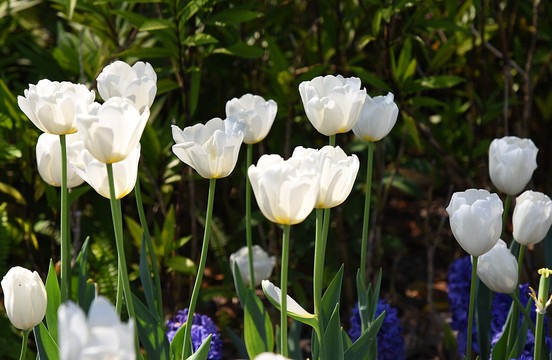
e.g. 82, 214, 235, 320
72, 145, 140, 199
513, 190, 552, 246
225, 93, 278, 144
77, 97, 149, 164
476, 239, 518, 293
18, 79, 95, 135
446, 189, 503, 257
1, 266, 47, 330
292, 145, 359, 209
230, 245, 276, 287
298, 74, 366, 136
489, 136, 538, 195
97, 60, 157, 113
172, 117, 245, 179
248, 152, 319, 225
36, 132, 85, 188
352, 92, 399, 142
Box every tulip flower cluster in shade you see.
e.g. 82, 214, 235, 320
229, 245, 276, 287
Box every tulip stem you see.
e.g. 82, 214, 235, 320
506, 243, 525, 351
360, 141, 374, 286
245, 143, 255, 290
533, 270, 550, 360
329, 135, 335, 147
502, 195, 511, 237
508, 293, 535, 334
182, 178, 216, 359
115, 264, 123, 314
18, 329, 29, 360
59, 134, 70, 302
466, 255, 478, 360
517, 243, 525, 285
313, 209, 328, 360
280, 224, 291, 357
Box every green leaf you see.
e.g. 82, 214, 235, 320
45, 259, 61, 341
244, 290, 274, 358
355, 270, 368, 333
68, 186, 90, 204
265, 34, 288, 71
321, 265, 344, 331
205, 8, 262, 25
182, 34, 218, 47
232, 261, 248, 305
215, 43, 264, 59
161, 205, 176, 254
186, 334, 212, 360
165, 256, 197, 275
403, 75, 465, 93
170, 321, 187, 360
71, 237, 95, 312
490, 307, 511, 359
344, 312, 385, 360
34, 322, 60, 360
66, 0, 76, 19
132, 294, 170, 359
140, 18, 174, 31
0, 182, 26, 205
324, 303, 344, 360
350, 66, 392, 93
188, 66, 202, 117
140, 233, 159, 319
476, 279, 492, 359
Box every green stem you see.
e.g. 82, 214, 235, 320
507, 243, 525, 351
360, 142, 374, 286
18, 329, 29, 360
508, 293, 536, 334
466, 256, 478, 360
59, 134, 70, 302
245, 143, 255, 290
280, 224, 291, 357
182, 178, 216, 359
329, 135, 335, 147
502, 195, 511, 237
135, 177, 163, 318
517, 244, 525, 287
115, 263, 123, 314
313, 209, 327, 360
534, 271, 550, 360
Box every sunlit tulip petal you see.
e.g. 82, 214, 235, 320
261, 280, 315, 319
225, 94, 278, 144
476, 240, 518, 293
254, 353, 291, 360
230, 245, 276, 287
513, 190, 552, 246
36, 132, 85, 188
352, 92, 399, 142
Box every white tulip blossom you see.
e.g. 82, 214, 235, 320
476, 239, 518, 293
58, 296, 135, 360
254, 353, 291, 360
225, 93, 278, 144
1, 266, 47, 330
97, 60, 157, 113
489, 136, 538, 195
513, 190, 552, 246
352, 92, 399, 142
172, 117, 245, 179
446, 189, 503, 257
298, 75, 366, 136
18, 79, 95, 135
261, 280, 315, 319
230, 245, 276, 287
76, 97, 149, 164
36, 132, 85, 188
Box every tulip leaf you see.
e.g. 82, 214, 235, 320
288, 320, 303, 360
343, 311, 385, 360
476, 279, 492, 359
170, 321, 187, 360
71, 236, 95, 312
342, 328, 353, 350
45, 259, 61, 342
68, 186, 90, 204
186, 334, 212, 360
490, 305, 512, 360
232, 261, 248, 305
244, 289, 274, 359
132, 294, 171, 360
321, 264, 344, 331
34, 322, 60, 360
165, 256, 197, 275
324, 303, 344, 360
140, 233, 159, 320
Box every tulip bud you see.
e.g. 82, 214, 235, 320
476, 240, 518, 293
230, 245, 276, 287
225, 94, 278, 144
512, 190, 552, 246
1, 266, 47, 330
489, 136, 538, 195
446, 189, 503, 256
36, 133, 85, 188
352, 93, 399, 142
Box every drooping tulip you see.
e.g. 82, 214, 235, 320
72, 145, 140, 199
58, 296, 135, 360
76, 97, 149, 164
476, 239, 518, 293
261, 280, 315, 320
225, 94, 278, 144
172, 117, 245, 179
446, 189, 503, 257
97, 60, 157, 113
489, 136, 538, 195
298, 75, 366, 136
352, 93, 399, 142
1, 266, 47, 330
36, 132, 85, 188
512, 190, 552, 246
18, 79, 95, 135
292, 146, 359, 209
230, 245, 276, 287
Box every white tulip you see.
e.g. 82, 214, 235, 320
225, 93, 278, 144
254, 353, 291, 360
36, 132, 85, 188
172, 117, 245, 179
352, 92, 399, 142
513, 190, 552, 246
18, 79, 95, 135
446, 189, 503, 257
489, 136, 538, 195
298, 75, 366, 136
58, 296, 135, 360
72, 145, 140, 199
76, 97, 149, 164
230, 245, 276, 287
97, 60, 157, 113
476, 240, 518, 293
1, 266, 47, 330
261, 280, 315, 319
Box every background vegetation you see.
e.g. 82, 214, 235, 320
1, 0, 551, 358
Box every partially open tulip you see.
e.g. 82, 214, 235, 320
77, 97, 149, 164
225, 94, 278, 144
97, 60, 157, 113
489, 136, 538, 195
298, 75, 366, 136
513, 190, 552, 246
18, 79, 95, 135
292, 146, 359, 209
352, 93, 399, 142
36, 132, 85, 188
1, 266, 47, 330
230, 245, 276, 287
58, 296, 135, 360
248, 153, 318, 225
261, 280, 315, 320
72, 145, 140, 199
476, 239, 518, 293
172, 117, 245, 179
446, 189, 503, 256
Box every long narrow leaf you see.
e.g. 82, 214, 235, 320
132, 294, 170, 360
34, 322, 60, 360
321, 265, 344, 331
344, 312, 385, 360
45, 259, 61, 342
140, 233, 158, 319
324, 303, 344, 360
244, 290, 274, 358
186, 335, 212, 360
